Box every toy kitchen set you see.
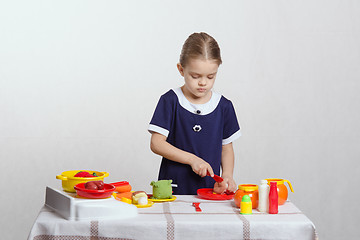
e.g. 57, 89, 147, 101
46, 169, 294, 220
27, 169, 318, 240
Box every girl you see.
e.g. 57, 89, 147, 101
148, 32, 241, 195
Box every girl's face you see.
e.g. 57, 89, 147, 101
177, 58, 219, 104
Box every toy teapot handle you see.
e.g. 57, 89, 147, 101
284, 179, 294, 192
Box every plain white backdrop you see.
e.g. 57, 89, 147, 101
1, 1, 359, 239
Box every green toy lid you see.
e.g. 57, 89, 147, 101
241, 195, 251, 202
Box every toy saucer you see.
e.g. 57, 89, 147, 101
148, 195, 177, 202
133, 200, 154, 208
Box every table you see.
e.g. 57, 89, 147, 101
28, 195, 318, 240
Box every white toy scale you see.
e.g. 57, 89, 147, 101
45, 186, 138, 221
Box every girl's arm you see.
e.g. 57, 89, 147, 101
150, 132, 215, 177
213, 143, 237, 193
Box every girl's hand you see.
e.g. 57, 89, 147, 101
223, 177, 237, 193
213, 176, 237, 194
213, 181, 228, 194
190, 156, 214, 177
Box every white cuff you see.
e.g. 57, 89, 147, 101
222, 130, 241, 145
148, 124, 169, 137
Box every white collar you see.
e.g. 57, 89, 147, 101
172, 87, 222, 115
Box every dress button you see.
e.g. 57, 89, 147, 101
196, 110, 201, 114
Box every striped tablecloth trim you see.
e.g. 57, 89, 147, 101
33, 221, 135, 240
163, 202, 175, 240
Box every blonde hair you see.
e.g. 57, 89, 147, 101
179, 32, 222, 67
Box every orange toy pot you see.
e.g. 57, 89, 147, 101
234, 184, 259, 209
265, 178, 294, 205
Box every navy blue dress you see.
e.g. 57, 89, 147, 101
148, 88, 241, 195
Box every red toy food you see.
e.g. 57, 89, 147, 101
85, 181, 105, 190
74, 171, 98, 178
85, 181, 97, 190
95, 181, 104, 190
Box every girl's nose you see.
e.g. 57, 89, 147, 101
198, 78, 206, 86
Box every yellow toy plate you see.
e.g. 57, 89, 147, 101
133, 200, 154, 208
148, 195, 177, 202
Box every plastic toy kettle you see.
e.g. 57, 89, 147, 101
265, 178, 294, 205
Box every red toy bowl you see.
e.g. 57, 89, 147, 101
74, 182, 116, 199
197, 188, 235, 200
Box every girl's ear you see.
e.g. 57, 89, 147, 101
177, 63, 185, 77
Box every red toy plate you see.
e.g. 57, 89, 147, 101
197, 188, 235, 200
74, 182, 115, 199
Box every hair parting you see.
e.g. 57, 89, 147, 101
179, 32, 222, 67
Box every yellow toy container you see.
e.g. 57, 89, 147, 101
240, 195, 252, 215
56, 170, 109, 192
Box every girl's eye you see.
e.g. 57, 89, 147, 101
191, 75, 200, 79
208, 75, 214, 79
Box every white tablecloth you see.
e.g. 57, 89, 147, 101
28, 195, 318, 240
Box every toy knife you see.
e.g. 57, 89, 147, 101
207, 172, 223, 183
